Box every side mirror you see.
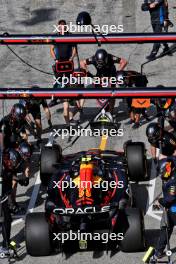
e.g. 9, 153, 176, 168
76, 11, 92, 25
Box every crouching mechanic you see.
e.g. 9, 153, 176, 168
0, 103, 28, 149
0, 148, 21, 256
154, 158, 176, 259
146, 122, 176, 163
10, 141, 31, 214
19, 97, 53, 147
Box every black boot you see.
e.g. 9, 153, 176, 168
146, 52, 157, 60
160, 46, 172, 56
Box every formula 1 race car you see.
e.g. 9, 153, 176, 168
25, 142, 147, 256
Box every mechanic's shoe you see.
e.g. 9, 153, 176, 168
49, 99, 58, 107
132, 122, 140, 129
160, 46, 172, 56
146, 52, 157, 60
125, 119, 134, 125
154, 250, 165, 259
167, 20, 174, 28
48, 119, 53, 129
70, 119, 79, 126
0, 247, 9, 258
10, 203, 25, 215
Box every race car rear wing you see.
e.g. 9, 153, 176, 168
52, 203, 119, 216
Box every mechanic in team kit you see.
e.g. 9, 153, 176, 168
9, 141, 32, 214
80, 49, 127, 113
50, 19, 84, 128
81, 49, 127, 77
0, 148, 21, 256
0, 103, 28, 149
50, 19, 77, 72
19, 97, 53, 147
146, 122, 176, 163
117, 71, 150, 129
166, 104, 176, 132
153, 158, 176, 259
142, 0, 171, 60
0, 145, 31, 256
154, 98, 176, 133
0, 104, 32, 214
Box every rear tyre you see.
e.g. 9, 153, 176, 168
25, 212, 51, 256
126, 142, 147, 181
120, 208, 145, 252
40, 144, 62, 186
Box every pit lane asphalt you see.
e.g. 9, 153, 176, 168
0, 0, 176, 263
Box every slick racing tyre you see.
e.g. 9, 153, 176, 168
40, 144, 62, 186
25, 212, 51, 256
126, 142, 147, 181
120, 208, 145, 252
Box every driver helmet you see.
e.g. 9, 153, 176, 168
158, 158, 175, 181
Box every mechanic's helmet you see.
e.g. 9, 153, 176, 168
3, 148, 20, 170
19, 99, 31, 110
18, 141, 32, 160
146, 122, 161, 143
95, 49, 108, 69
158, 158, 175, 181
156, 98, 173, 110
19, 99, 27, 108
76, 11, 91, 25
11, 103, 26, 121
